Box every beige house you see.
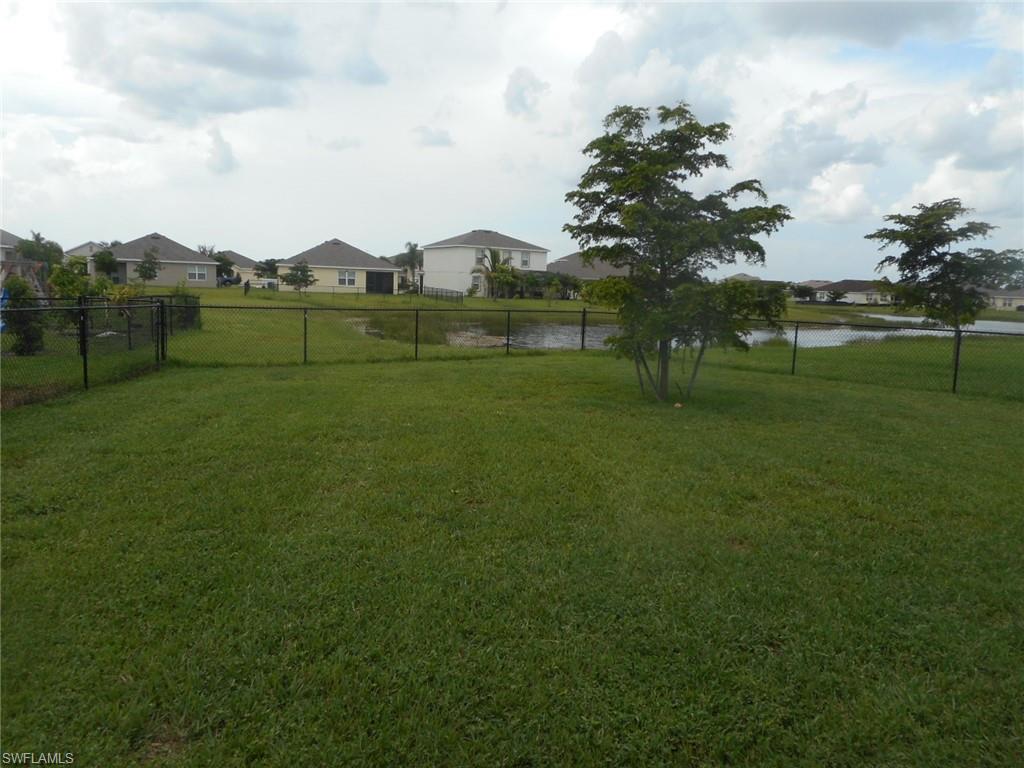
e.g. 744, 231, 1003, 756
220, 250, 259, 283
984, 287, 1024, 311
278, 239, 401, 294
96, 233, 219, 287
815, 279, 894, 305
547, 251, 628, 283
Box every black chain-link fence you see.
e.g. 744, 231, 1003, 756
3, 303, 1020, 406
2, 299, 163, 408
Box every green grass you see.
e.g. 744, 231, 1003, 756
2, 356, 1022, 766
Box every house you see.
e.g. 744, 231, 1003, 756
983, 287, 1024, 311
98, 233, 219, 287
722, 272, 762, 282
815, 279, 893, 305
547, 251, 628, 283
385, 248, 424, 291
1, 229, 23, 262
421, 229, 549, 296
220, 250, 259, 283
798, 280, 831, 290
277, 239, 401, 294
65, 241, 107, 260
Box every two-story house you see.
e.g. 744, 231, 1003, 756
421, 229, 549, 296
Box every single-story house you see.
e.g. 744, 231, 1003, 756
815, 279, 894, 305
278, 239, 401, 294
798, 279, 831, 290
220, 250, 259, 283
983, 287, 1024, 311
97, 233, 219, 287
65, 241, 107, 260
547, 251, 629, 283
422, 229, 549, 296
722, 272, 763, 282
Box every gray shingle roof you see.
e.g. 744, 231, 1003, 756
422, 229, 548, 252
818, 280, 888, 293
1, 229, 25, 248
220, 250, 257, 269
547, 252, 628, 280
109, 233, 213, 263
280, 239, 400, 270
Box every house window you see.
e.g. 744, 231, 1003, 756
476, 249, 486, 265
520, 251, 530, 267
338, 270, 356, 286
501, 249, 511, 265
187, 265, 207, 281
471, 275, 482, 290
1004, 299, 1014, 308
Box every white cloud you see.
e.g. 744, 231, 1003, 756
895, 156, 1022, 220
206, 128, 238, 174
801, 162, 877, 222
413, 127, 454, 148
504, 67, 549, 118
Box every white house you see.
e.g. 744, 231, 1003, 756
984, 287, 1024, 311
421, 229, 548, 296
65, 241, 107, 260
814, 279, 894, 305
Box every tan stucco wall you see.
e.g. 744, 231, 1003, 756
277, 265, 399, 294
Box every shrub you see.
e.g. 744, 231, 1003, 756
2, 276, 45, 355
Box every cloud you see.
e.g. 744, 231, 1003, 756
757, 2, 976, 47
325, 136, 362, 151
413, 126, 453, 147
895, 156, 1022, 219
61, 4, 309, 122
206, 128, 238, 174
341, 50, 389, 85
504, 67, 549, 118
801, 162, 877, 222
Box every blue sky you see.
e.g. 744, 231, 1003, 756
2, 1, 1021, 281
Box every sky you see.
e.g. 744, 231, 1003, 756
1, 1, 1022, 281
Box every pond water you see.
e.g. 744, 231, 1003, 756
862, 314, 1024, 335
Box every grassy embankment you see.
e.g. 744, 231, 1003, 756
3, 355, 1022, 766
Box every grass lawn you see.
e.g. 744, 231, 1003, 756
2, 355, 1022, 766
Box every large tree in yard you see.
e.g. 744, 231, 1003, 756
564, 103, 791, 400
281, 260, 317, 292
135, 246, 162, 284
866, 199, 1023, 330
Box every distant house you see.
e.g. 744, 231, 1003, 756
65, 241, 106, 260
983, 287, 1024, 311
815, 279, 893, 305
1, 229, 24, 262
220, 250, 258, 283
798, 280, 831, 290
99, 233, 219, 287
278, 239, 401, 294
722, 272, 762, 282
547, 252, 628, 283
422, 229, 549, 296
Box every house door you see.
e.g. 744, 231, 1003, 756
365, 271, 394, 294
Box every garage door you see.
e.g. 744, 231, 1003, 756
365, 271, 394, 294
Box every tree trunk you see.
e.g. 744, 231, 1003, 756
656, 339, 671, 401
685, 341, 707, 399
634, 356, 646, 396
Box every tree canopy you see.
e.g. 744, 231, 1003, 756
135, 247, 162, 283
564, 103, 791, 400
281, 260, 317, 292
866, 199, 1023, 329
15, 232, 64, 270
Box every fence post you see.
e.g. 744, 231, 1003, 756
952, 328, 962, 393
153, 302, 160, 367
78, 296, 89, 390
168, 300, 174, 336
790, 321, 799, 375
126, 308, 133, 351
159, 299, 168, 361
581, 307, 588, 351
506, 310, 511, 355
303, 308, 308, 364
414, 309, 420, 360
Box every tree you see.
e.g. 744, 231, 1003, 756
93, 250, 119, 279
48, 256, 92, 299
471, 248, 517, 298
15, 231, 64, 270
866, 199, 1024, 330
135, 246, 162, 284
791, 284, 815, 301
213, 253, 235, 279
826, 289, 847, 303
254, 259, 279, 278
2, 276, 45, 355
280, 259, 317, 292
564, 103, 791, 400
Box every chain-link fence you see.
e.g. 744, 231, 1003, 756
2, 299, 163, 408
702, 320, 1023, 400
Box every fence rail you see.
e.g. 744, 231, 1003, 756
2, 302, 1021, 407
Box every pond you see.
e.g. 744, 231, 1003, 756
862, 314, 1024, 335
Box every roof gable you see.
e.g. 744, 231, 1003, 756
547, 252, 628, 280
219, 250, 257, 268
280, 239, 399, 270
109, 233, 213, 263
422, 229, 548, 252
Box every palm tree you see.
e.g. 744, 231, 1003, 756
471, 248, 506, 298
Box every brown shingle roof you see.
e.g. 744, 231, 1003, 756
423, 229, 547, 251
280, 239, 400, 270
547, 252, 628, 280
109, 233, 213, 263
